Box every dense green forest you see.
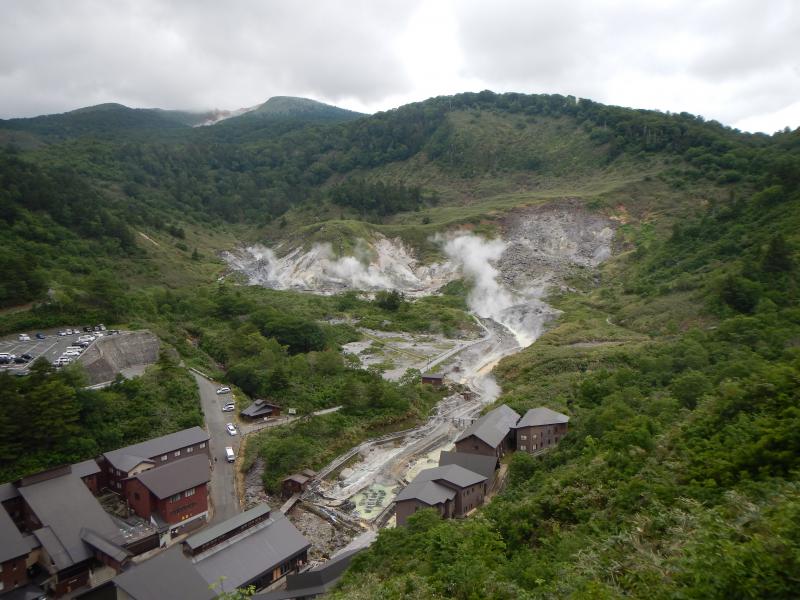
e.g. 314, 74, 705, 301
0, 352, 202, 482
1, 91, 799, 597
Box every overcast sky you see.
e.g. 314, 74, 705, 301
2, 0, 799, 133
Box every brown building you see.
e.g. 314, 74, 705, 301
438, 450, 500, 491
513, 407, 569, 454
99, 427, 210, 493
454, 405, 521, 458
124, 454, 210, 540
113, 504, 311, 599
72, 459, 101, 495
281, 469, 316, 499
395, 464, 487, 527
421, 372, 445, 387
0, 504, 30, 595
0, 466, 132, 598
241, 399, 282, 420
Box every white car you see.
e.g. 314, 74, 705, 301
216, 387, 231, 395
222, 402, 236, 412
18, 334, 31, 341
64, 350, 81, 357
58, 331, 67, 337
225, 423, 237, 436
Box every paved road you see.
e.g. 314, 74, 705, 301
192, 372, 242, 524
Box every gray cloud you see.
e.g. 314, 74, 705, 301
0, 0, 798, 132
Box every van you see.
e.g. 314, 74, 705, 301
225, 447, 235, 463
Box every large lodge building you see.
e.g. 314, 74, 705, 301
395, 404, 569, 526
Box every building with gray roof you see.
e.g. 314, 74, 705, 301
514, 407, 570, 454
0, 502, 30, 567
18, 472, 123, 570
101, 426, 209, 492
4, 468, 131, 597
113, 546, 215, 600
394, 464, 488, 526
254, 548, 365, 600
515, 407, 570, 428
241, 399, 281, 420
191, 511, 310, 593
455, 404, 520, 458
134, 454, 210, 500
439, 450, 499, 490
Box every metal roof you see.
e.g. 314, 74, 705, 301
113, 546, 215, 600
135, 455, 210, 500
395, 480, 456, 505
515, 407, 570, 428
282, 474, 309, 485
0, 502, 29, 563
421, 372, 444, 379
185, 503, 271, 551
414, 464, 487, 489
71, 458, 101, 478
103, 426, 209, 472
80, 527, 131, 564
192, 512, 311, 593
438, 451, 498, 481
241, 400, 278, 418
455, 404, 521, 448
254, 548, 364, 600
19, 472, 123, 570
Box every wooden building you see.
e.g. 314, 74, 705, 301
281, 470, 316, 499
99, 427, 210, 492
394, 464, 487, 526
513, 407, 569, 454
454, 404, 521, 458
124, 454, 210, 540
421, 372, 445, 387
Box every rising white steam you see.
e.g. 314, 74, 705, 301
441, 232, 557, 347
224, 237, 457, 295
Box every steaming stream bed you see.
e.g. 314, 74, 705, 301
226, 205, 614, 528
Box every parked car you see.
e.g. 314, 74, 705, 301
35, 333, 46, 340
216, 387, 231, 395
18, 334, 31, 341
21, 353, 33, 361
98, 324, 106, 331
225, 423, 237, 436
14, 356, 29, 364
65, 329, 74, 335
58, 331, 67, 336
225, 447, 235, 463
222, 403, 236, 412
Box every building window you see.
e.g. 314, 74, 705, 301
200, 443, 206, 449
187, 447, 194, 453
520, 445, 526, 451
174, 450, 181, 457
170, 493, 182, 502
116, 482, 121, 489
161, 455, 167, 461
519, 434, 527, 441
185, 487, 195, 497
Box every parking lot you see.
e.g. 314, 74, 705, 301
0, 326, 112, 375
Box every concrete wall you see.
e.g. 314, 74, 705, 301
78, 331, 160, 385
